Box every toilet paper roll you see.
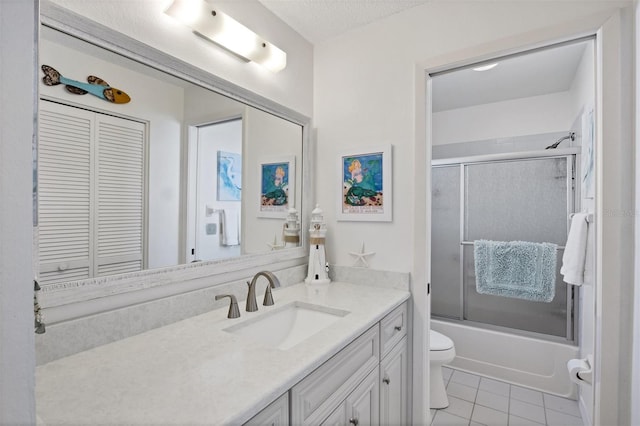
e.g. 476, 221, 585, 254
567, 358, 591, 385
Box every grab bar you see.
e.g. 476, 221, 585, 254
460, 241, 565, 250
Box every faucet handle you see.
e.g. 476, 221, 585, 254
215, 294, 241, 319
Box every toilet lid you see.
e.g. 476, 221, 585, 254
430, 330, 453, 351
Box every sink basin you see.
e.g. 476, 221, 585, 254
223, 301, 350, 350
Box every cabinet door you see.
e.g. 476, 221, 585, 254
244, 393, 288, 426
346, 369, 379, 426
321, 401, 348, 426
380, 336, 408, 426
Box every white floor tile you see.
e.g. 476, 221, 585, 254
543, 394, 581, 417
450, 370, 481, 388
478, 377, 510, 397
447, 382, 478, 403
508, 414, 545, 425
443, 396, 474, 420
432, 410, 471, 426
475, 389, 509, 413
545, 408, 583, 426
509, 399, 547, 424
434, 370, 585, 426
510, 386, 544, 406
442, 366, 454, 381
471, 405, 508, 426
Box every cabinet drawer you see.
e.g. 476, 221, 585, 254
290, 325, 380, 425
380, 302, 408, 357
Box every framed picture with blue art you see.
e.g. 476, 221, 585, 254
337, 145, 392, 222
217, 151, 242, 201
258, 155, 295, 218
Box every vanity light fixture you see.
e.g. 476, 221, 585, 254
164, 0, 287, 72
472, 62, 499, 72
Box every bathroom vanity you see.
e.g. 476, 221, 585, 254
36, 282, 410, 425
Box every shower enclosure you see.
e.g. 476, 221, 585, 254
431, 150, 578, 343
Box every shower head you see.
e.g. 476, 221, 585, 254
545, 132, 576, 149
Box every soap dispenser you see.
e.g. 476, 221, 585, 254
305, 204, 330, 284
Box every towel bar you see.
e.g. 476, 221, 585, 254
460, 241, 565, 250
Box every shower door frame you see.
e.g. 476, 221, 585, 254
432, 147, 580, 345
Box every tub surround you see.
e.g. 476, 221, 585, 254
36, 281, 410, 425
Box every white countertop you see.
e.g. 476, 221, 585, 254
36, 281, 410, 425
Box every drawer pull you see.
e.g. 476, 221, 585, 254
383, 377, 390, 385
349, 418, 359, 425
394, 325, 402, 332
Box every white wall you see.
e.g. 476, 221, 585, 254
313, 2, 630, 423
182, 84, 245, 263
0, 1, 37, 423
433, 92, 573, 145
49, 0, 314, 118
632, 3, 640, 426
243, 107, 303, 253
569, 43, 596, 122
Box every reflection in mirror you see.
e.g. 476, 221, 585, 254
37, 26, 303, 286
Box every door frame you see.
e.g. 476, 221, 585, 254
414, 9, 633, 426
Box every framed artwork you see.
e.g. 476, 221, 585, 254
217, 151, 242, 201
258, 155, 295, 218
337, 145, 392, 222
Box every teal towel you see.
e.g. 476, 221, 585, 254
474, 240, 557, 302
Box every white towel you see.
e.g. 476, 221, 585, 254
220, 209, 240, 246
560, 213, 589, 285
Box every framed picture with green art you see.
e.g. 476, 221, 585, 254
257, 155, 295, 218
337, 145, 392, 222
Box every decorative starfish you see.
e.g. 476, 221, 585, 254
349, 242, 375, 268
267, 234, 284, 251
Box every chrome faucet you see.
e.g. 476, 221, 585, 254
246, 271, 281, 312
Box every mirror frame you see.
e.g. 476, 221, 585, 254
37, 1, 313, 314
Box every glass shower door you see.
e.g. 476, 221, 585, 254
463, 157, 572, 338
431, 166, 462, 319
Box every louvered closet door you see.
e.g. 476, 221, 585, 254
95, 114, 145, 276
38, 102, 94, 284
38, 100, 146, 284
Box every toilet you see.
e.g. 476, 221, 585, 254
429, 329, 456, 409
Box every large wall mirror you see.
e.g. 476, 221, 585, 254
36, 4, 310, 305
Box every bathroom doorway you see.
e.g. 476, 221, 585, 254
188, 118, 243, 263
428, 36, 597, 407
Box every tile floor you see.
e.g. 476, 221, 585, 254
429, 368, 584, 426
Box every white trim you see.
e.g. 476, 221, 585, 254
0, 0, 37, 422
417, 8, 630, 425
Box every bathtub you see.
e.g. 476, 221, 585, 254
431, 319, 579, 399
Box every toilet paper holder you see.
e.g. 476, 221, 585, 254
567, 355, 593, 385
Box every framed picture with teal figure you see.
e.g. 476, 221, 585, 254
337, 145, 392, 222
217, 151, 242, 201
258, 155, 295, 218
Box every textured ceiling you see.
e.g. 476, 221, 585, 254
256, 0, 430, 43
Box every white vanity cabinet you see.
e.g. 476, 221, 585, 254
244, 393, 289, 426
380, 336, 409, 425
288, 301, 408, 426
379, 303, 409, 425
